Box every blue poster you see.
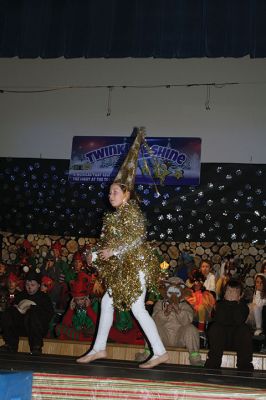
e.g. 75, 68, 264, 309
69, 136, 201, 186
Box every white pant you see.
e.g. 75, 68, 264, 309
247, 303, 263, 329
253, 304, 263, 329
92, 271, 166, 356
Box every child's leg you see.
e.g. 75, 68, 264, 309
204, 323, 225, 368
76, 291, 114, 363
91, 291, 114, 351
197, 305, 206, 332
131, 271, 166, 357
253, 305, 263, 330
234, 325, 254, 371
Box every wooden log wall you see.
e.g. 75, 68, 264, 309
1, 231, 265, 291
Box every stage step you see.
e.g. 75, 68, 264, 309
1, 337, 265, 370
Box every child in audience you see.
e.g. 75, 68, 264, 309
0, 270, 54, 355
6, 272, 21, 306
205, 278, 254, 371
152, 277, 204, 366
41, 275, 55, 295
199, 260, 216, 297
186, 269, 216, 337
246, 273, 266, 335
0, 261, 8, 289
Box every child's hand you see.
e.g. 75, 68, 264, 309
93, 280, 104, 296
84, 297, 91, 307
70, 298, 76, 310
99, 248, 113, 261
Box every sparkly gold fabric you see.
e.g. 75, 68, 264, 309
95, 200, 160, 310
114, 128, 145, 191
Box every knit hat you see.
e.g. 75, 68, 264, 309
73, 252, 83, 262
52, 242, 62, 254
113, 127, 145, 191
41, 275, 55, 292
25, 269, 42, 284
8, 272, 19, 283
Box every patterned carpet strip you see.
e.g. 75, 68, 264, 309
32, 373, 266, 400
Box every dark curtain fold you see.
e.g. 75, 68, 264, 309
0, 0, 266, 58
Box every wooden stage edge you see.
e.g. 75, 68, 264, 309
1, 336, 266, 370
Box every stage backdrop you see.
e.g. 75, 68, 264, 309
0, 158, 265, 243
69, 136, 201, 186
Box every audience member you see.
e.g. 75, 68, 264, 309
0, 272, 22, 333
41, 250, 72, 311
205, 278, 254, 371
246, 273, 266, 336
56, 272, 143, 344
0, 270, 54, 355
186, 269, 216, 337
0, 261, 8, 289
199, 260, 216, 297
152, 277, 204, 366
261, 260, 266, 274
72, 251, 87, 275
216, 255, 240, 299
55, 273, 97, 340
6, 272, 21, 306
41, 275, 55, 295
174, 252, 195, 282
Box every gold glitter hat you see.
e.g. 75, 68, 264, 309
113, 127, 145, 191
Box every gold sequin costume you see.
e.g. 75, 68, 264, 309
95, 200, 160, 310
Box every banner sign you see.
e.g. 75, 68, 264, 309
69, 136, 201, 185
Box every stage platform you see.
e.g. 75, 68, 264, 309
1, 336, 266, 370
0, 352, 266, 399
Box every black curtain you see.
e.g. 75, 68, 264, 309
0, 157, 265, 243
0, 0, 266, 59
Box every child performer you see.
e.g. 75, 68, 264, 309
77, 128, 169, 369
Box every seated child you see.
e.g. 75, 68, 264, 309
246, 273, 266, 336
199, 260, 216, 297
0, 272, 22, 332
216, 255, 241, 299
55, 272, 98, 341
205, 278, 254, 371
41, 275, 55, 295
0, 270, 54, 355
56, 271, 143, 344
0, 261, 8, 289
151, 277, 204, 366
185, 269, 216, 337
6, 272, 22, 306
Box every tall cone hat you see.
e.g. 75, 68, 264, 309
113, 127, 145, 191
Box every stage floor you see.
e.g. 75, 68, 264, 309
0, 352, 266, 391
